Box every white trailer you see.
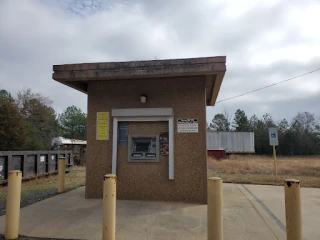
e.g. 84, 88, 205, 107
207, 131, 255, 153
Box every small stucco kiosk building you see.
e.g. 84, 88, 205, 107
53, 56, 226, 203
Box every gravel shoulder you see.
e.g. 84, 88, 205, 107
0, 166, 85, 217
0, 235, 78, 240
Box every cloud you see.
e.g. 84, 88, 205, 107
0, 0, 319, 123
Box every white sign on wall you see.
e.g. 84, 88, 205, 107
269, 128, 279, 146
177, 119, 199, 133
40, 156, 45, 162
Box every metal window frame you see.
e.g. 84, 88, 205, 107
111, 108, 174, 180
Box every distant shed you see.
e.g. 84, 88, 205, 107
52, 137, 87, 165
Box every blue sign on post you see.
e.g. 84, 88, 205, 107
269, 128, 279, 146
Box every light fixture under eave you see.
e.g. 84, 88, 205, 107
140, 94, 147, 103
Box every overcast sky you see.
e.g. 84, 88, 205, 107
1, 0, 319, 124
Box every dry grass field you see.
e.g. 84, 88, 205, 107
208, 155, 320, 187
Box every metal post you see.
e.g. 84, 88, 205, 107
207, 177, 223, 240
284, 179, 302, 240
273, 145, 278, 181
102, 174, 116, 240
58, 157, 66, 193
5, 170, 22, 240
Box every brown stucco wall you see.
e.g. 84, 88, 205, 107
86, 76, 208, 203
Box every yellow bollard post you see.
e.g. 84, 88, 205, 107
284, 179, 302, 240
207, 177, 223, 240
5, 170, 22, 240
102, 174, 116, 240
58, 157, 66, 193
273, 145, 278, 181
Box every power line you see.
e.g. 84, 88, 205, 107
216, 67, 320, 104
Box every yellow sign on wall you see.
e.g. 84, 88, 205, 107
96, 112, 109, 140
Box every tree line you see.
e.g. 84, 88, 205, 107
0, 89, 87, 151
208, 109, 320, 155
2, 87, 319, 155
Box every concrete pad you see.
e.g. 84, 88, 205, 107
241, 184, 320, 240
223, 184, 278, 240
1, 183, 318, 239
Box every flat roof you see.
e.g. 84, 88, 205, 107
52, 56, 226, 106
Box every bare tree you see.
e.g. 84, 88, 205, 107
291, 112, 316, 133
